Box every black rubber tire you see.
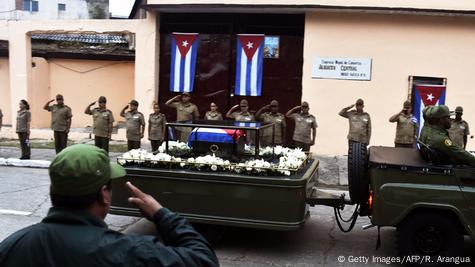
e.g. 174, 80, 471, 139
397, 212, 464, 266
347, 141, 369, 205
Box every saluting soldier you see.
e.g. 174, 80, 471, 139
165, 93, 199, 142
389, 100, 418, 148
286, 101, 317, 152
226, 99, 255, 144
448, 106, 470, 149
17, 100, 31, 160
424, 105, 475, 166
339, 98, 371, 146
256, 100, 286, 147
148, 103, 166, 152
226, 99, 254, 122
84, 96, 114, 153
120, 100, 145, 151
43, 94, 73, 153
204, 102, 223, 121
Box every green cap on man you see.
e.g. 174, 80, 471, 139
427, 105, 451, 119
49, 144, 125, 196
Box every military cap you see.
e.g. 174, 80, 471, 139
56, 94, 64, 100
270, 100, 279, 106
98, 96, 107, 103
455, 106, 463, 113
403, 100, 411, 108
356, 98, 364, 105
240, 99, 248, 106
129, 100, 139, 106
301, 101, 309, 107
49, 144, 125, 196
427, 105, 450, 119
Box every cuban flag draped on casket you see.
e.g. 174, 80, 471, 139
170, 33, 199, 93
413, 84, 446, 135
188, 128, 246, 146
235, 34, 264, 96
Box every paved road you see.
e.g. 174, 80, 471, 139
0, 166, 473, 266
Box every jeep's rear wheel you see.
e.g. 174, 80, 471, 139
347, 141, 369, 205
397, 212, 463, 266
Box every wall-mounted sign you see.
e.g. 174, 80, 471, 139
312, 57, 372, 81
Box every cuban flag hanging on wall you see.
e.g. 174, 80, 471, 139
413, 84, 446, 135
235, 34, 264, 96
170, 33, 199, 93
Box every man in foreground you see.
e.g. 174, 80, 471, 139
0, 144, 219, 267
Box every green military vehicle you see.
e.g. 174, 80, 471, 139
110, 121, 473, 264
347, 142, 475, 263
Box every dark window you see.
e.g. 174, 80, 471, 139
31, 1, 39, 12
23, 0, 31, 11
58, 3, 66, 11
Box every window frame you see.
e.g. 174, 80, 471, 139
58, 3, 66, 11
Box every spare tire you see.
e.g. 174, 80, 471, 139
347, 141, 370, 205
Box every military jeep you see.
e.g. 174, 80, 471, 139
348, 142, 475, 263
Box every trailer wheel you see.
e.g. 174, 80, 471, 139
397, 212, 463, 266
347, 141, 369, 205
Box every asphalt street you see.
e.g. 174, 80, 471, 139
0, 166, 474, 267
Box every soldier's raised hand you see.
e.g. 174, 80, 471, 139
126, 181, 163, 220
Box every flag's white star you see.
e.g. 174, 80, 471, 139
246, 41, 253, 49
182, 40, 189, 47
426, 93, 434, 101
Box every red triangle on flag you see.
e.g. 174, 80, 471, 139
238, 35, 264, 62
173, 33, 198, 59
416, 85, 444, 106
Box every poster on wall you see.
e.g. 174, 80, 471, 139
312, 57, 372, 81
264, 36, 279, 59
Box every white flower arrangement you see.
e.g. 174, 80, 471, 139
158, 141, 191, 155
118, 145, 307, 176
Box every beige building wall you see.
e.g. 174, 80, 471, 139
148, 0, 475, 11
303, 12, 475, 155
48, 59, 135, 128
0, 58, 11, 125
31, 57, 51, 128
4, 14, 158, 133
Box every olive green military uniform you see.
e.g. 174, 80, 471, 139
291, 113, 317, 151
231, 111, 255, 144
340, 110, 371, 144
124, 110, 145, 150
425, 125, 475, 166
16, 110, 31, 159
394, 113, 417, 147
259, 112, 286, 146
90, 108, 114, 152
169, 102, 199, 142
231, 111, 254, 122
205, 111, 223, 121
47, 104, 73, 153
448, 119, 470, 148
149, 113, 166, 152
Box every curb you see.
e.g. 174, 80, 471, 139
0, 158, 51, 169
